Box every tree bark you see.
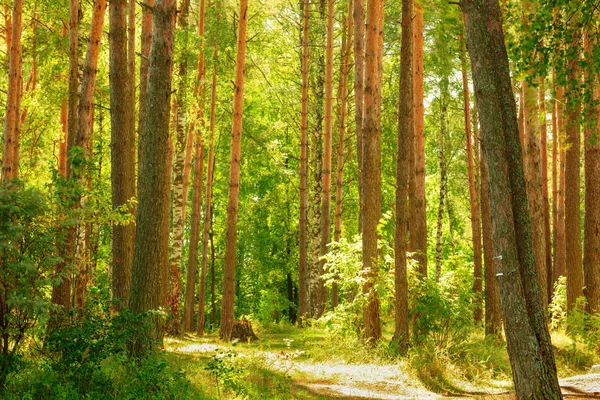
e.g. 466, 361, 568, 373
167, 0, 191, 336
353, 0, 365, 234
565, 29, 583, 313
137, 0, 154, 195
583, 30, 600, 315
219, 0, 248, 341
1, 0, 22, 181
110, 0, 136, 310
555, 84, 566, 283
183, 0, 206, 333
197, 20, 219, 336
435, 77, 449, 281
129, 0, 176, 352
393, 0, 411, 355
332, 0, 353, 309
298, 0, 310, 324
318, 0, 334, 315
461, 39, 482, 323
539, 81, 552, 307
412, 2, 427, 276
461, 1, 562, 398
362, 0, 382, 344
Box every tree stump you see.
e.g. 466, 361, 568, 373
230, 319, 259, 342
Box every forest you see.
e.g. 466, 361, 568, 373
1, 0, 600, 398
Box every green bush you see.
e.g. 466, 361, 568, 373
0, 184, 59, 382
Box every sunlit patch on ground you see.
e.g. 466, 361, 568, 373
175, 343, 225, 353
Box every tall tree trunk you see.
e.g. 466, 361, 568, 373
332, 0, 353, 309
362, 0, 382, 343
210, 216, 216, 328
539, 81, 552, 306
555, 84, 566, 284
110, 0, 136, 310
137, 0, 154, 195
167, 0, 192, 336
129, 0, 176, 353
392, 0, 411, 355
1, 0, 22, 182
219, 0, 248, 341
565, 29, 583, 313
412, 1, 427, 276
309, 0, 325, 320
298, 0, 310, 324
197, 25, 219, 336
72, 0, 107, 310
461, 40, 482, 323
461, 1, 562, 398
59, 100, 68, 178
353, 0, 365, 234
318, 0, 334, 316
551, 77, 558, 300
583, 31, 600, 315
183, 0, 206, 333
523, 69, 548, 307
435, 78, 449, 281
478, 111, 502, 337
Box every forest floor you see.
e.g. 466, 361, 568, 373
164, 323, 600, 399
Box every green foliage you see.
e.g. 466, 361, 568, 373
549, 276, 567, 331
0, 183, 59, 381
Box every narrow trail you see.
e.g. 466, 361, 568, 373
168, 336, 600, 399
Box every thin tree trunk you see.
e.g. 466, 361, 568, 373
317, 0, 334, 316
392, 0, 411, 355
565, 29, 583, 313
523, 70, 548, 308
412, 1, 427, 276
298, 0, 310, 324
461, 1, 562, 397
129, 0, 176, 354
583, 30, 600, 315
353, 0, 365, 234
2, 0, 22, 181
110, 0, 136, 310
197, 23, 220, 336
462, 40, 482, 323
539, 81, 552, 306
332, 0, 353, 309
551, 78, 558, 300
219, 0, 248, 341
555, 84, 566, 283
137, 0, 154, 195
210, 216, 216, 328
59, 100, 68, 178
435, 78, 449, 281
183, 0, 207, 333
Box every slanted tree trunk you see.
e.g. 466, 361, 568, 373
583, 30, 600, 315
565, 29, 583, 313
461, 39, 482, 323
109, 0, 136, 310
1, 0, 22, 182
362, 0, 383, 344
461, 1, 562, 397
318, 0, 334, 316
392, 0, 411, 355
298, 0, 310, 324
137, 0, 154, 195
219, 0, 248, 341
183, 0, 206, 333
197, 21, 219, 336
129, 0, 176, 354
332, 0, 353, 309
353, 0, 365, 234
412, 1, 427, 276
